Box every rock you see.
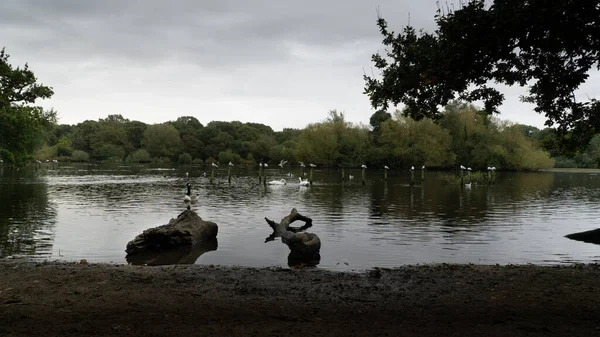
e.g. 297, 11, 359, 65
565, 228, 600, 245
125, 210, 218, 257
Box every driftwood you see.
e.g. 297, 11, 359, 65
125, 210, 218, 264
565, 228, 600, 245
265, 208, 321, 267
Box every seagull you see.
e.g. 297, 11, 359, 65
490, 167, 496, 171
487, 166, 492, 170
460, 165, 466, 170
361, 164, 367, 169
411, 166, 414, 171
467, 167, 472, 171
298, 177, 309, 186
465, 182, 472, 189
228, 162, 234, 167
384, 165, 389, 170
211, 162, 219, 168
309, 163, 316, 168
422, 165, 426, 170
264, 163, 268, 168
278, 159, 288, 168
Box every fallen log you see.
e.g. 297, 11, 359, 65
125, 210, 218, 264
265, 208, 321, 267
565, 228, 600, 245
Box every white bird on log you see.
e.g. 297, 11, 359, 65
460, 165, 466, 170
384, 165, 389, 170
361, 164, 367, 169
309, 163, 316, 168
212, 162, 219, 168
228, 162, 234, 167
411, 166, 415, 171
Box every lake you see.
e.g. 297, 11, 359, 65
1, 163, 599, 271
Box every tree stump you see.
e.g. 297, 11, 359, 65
125, 210, 218, 265
265, 208, 321, 267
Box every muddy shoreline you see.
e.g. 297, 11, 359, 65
1, 261, 600, 336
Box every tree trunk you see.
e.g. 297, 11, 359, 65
265, 208, 321, 267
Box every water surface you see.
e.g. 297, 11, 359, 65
1, 164, 600, 271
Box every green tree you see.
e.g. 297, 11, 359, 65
365, 0, 600, 146
0, 48, 56, 163
142, 123, 182, 159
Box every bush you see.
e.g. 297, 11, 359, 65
0, 148, 15, 164
554, 156, 578, 168
178, 152, 192, 165
34, 145, 57, 161
127, 149, 151, 163
71, 150, 90, 162
151, 157, 171, 165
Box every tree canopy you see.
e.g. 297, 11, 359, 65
364, 0, 600, 146
0, 48, 56, 163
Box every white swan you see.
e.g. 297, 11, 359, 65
267, 178, 287, 185
298, 177, 309, 186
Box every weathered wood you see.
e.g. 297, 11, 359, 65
264, 208, 320, 266
126, 210, 218, 257
566, 228, 600, 245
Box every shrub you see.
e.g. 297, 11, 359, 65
178, 152, 192, 165
71, 150, 90, 162
126, 149, 151, 163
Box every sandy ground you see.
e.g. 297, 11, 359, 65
1, 261, 600, 336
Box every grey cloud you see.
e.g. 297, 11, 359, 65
0, 0, 440, 68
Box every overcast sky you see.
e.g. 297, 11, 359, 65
1, 0, 598, 130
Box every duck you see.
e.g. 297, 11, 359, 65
298, 177, 309, 186
267, 178, 287, 185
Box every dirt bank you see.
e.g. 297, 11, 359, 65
1, 261, 600, 336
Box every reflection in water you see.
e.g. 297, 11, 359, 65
0, 168, 56, 258
2, 164, 600, 270
126, 238, 218, 266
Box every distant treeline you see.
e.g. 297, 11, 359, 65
31, 101, 590, 171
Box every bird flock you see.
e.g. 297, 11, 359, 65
180, 160, 497, 209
